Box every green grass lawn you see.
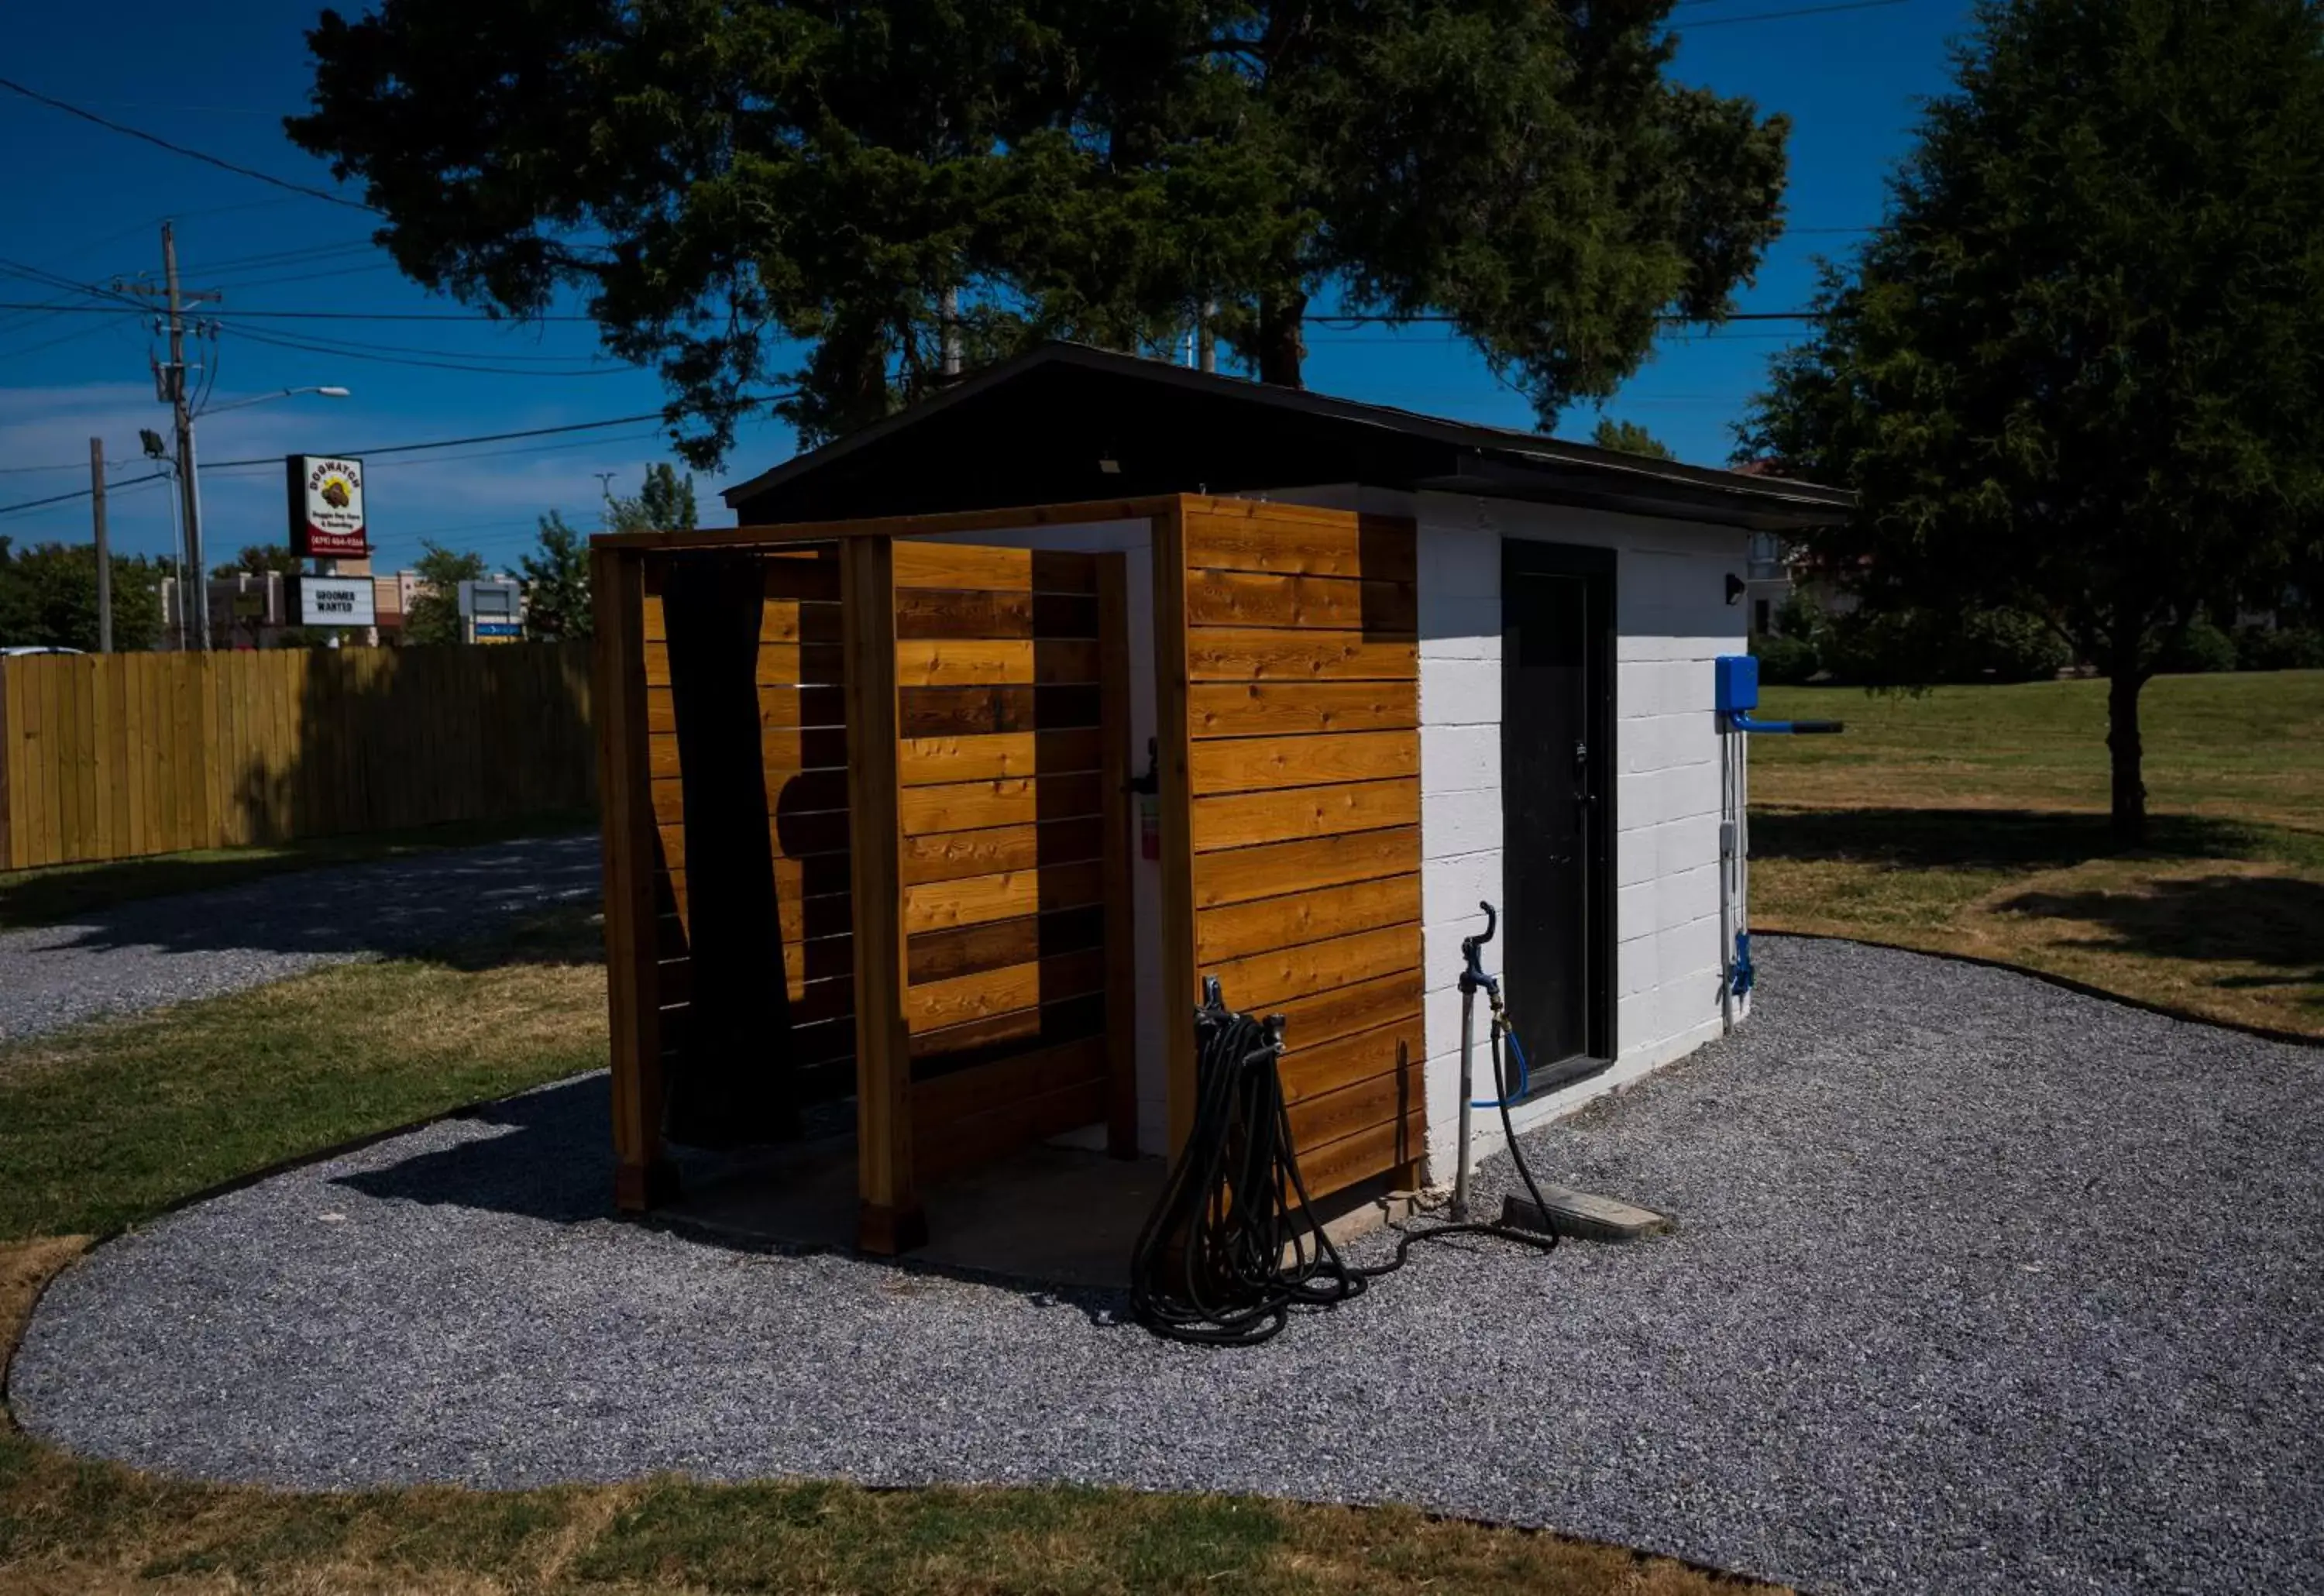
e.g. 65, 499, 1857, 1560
0, 908, 1767, 1596
1751, 669, 2324, 1034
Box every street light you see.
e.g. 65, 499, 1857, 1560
198, 384, 352, 418
180, 384, 351, 649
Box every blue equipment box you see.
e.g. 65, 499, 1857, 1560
1714, 653, 1759, 714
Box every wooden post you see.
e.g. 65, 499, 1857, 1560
1151, 498, 1200, 1155
1096, 552, 1139, 1157
841, 535, 925, 1254
90, 437, 111, 655
593, 545, 674, 1210
0, 659, 12, 871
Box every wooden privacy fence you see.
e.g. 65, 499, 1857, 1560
0, 643, 596, 870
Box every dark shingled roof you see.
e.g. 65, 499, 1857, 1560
724, 341, 1853, 533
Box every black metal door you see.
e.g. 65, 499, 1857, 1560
1502, 544, 1613, 1088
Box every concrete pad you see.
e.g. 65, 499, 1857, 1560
1500, 1185, 1673, 1243
666, 1132, 1170, 1288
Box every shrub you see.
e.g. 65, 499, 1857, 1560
2233, 624, 2324, 671
2152, 617, 2239, 674
1750, 629, 1820, 684
1951, 607, 2070, 682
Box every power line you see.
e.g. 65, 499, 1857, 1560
0, 472, 170, 519
226, 322, 642, 377
0, 75, 377, 212
1679, 0, 1908, 26
0, 299, 599, 324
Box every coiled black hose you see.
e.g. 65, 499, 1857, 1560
1128, 979, 1560, 1347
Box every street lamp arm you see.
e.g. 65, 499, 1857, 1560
198, 384, 352, 418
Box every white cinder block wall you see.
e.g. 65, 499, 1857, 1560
1242, 486, 1750, 1181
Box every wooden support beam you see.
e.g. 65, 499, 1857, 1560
1096, 552, 1138, 1158
1152, 498, 1200, 1155
593, 545, 676, 1210
841, 535, 927, 1254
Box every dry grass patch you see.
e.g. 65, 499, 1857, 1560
1752, 674, 2324, 1037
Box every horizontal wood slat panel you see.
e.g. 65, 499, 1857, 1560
910, 1034, 1110, 1140
644, 640, 845, 688
895, 638, 1102, 688
1262, 970, 1423, 1053
1192, 776, 1418, 851
898, 684, 1102, 738
907, 904, 1106, 985
647, 724, 851, 780
895, 589, 1099, 641
1189, 730, 1418, 793
655, 809, 851, 864
1186, 630, 1418, 683
1287, 1065, 1422, 1152
1191, 827, 1421, 909
1187, 680, 1418, 739
893, 542, 1098, 593
897, 729, 1102, 786
1297, 1107, 1425, 1201
1202, 923, 1420, 1013
1184, 512, 1418, 583
1280, 1016, 1425, 1106
1195, 872, 1421, 965
899, 817, 1105, 886
665, 872, 854, 944
916, 1076, 1109, 1185
646, 684, 848, 735
643, 599, 843, 646
905, 949, 1108, 1034
1185, 569, 1416, 634
909, 991, 1106, 1066
904, 858, 1107, 934
899, 772, 1105, 836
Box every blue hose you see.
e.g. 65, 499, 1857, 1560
1470, 1022, 1532, 1108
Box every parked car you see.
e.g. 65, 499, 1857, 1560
0, 645, 85, 656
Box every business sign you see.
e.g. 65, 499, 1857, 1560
286, 455, 370, 558
473, 620, 524, 644
295, 576, 377, 628
458, 579, 521, 620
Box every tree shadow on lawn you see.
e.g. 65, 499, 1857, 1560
1994, 874, 2324, 1009
1752, 806, 2291, 871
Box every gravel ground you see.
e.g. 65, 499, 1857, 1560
0, 833, 600, 1043
14, 936, 2324, 1594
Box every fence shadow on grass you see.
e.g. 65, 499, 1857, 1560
1750, 806, 2284, 872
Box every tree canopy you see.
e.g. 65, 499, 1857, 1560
402, 541, 488, 646
0, 538, 166, 652
213, 545, 305, 579
519, 513, 592, 642
1734, 0, 2324, 842
1590, 418, 1674, 460
290, 1, 1787, 459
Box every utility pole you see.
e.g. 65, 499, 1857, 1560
940, 284, 962, 379
88, 437, 111, 653
127, 223, 221, 650
1198, 301, 1217, 373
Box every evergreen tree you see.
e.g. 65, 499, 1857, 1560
1735, 0, 2324, 844
519, 513, 593, 641
290, 2, 1786, 456
402, 541, 488, 647
1590, 418, 1675, 460
606, 464, 698, 535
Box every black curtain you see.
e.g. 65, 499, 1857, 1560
658, 552, 798, 1147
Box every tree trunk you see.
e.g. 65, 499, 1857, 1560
1257, 290, 1308, 388
2106, 641, 2147, 848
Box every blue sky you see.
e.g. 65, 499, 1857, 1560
0, 0, 1973, 574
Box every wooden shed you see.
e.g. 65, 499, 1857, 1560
593, 344, 1850, 1255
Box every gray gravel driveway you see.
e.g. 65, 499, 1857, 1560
0, 832, 600, 1043
12, 937, 2323, 1594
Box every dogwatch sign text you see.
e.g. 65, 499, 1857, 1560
285, 454, 370, 559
